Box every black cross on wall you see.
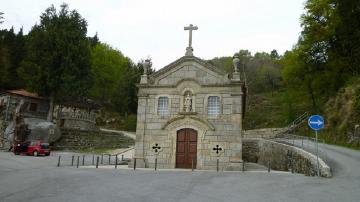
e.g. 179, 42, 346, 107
213, 145, 222, 154
152, 143, 161, 153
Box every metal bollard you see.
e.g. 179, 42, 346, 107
101, 154, 103, 164
268, 160, 271, 173
115, 155, 118, 169
82, 155, 85, 166
191, 159, 194, 171
57, 156, 61, 167
71, 155, 74, 166
96, 156, 99, 168
155, 158, 157, 171
242, 160, 245, 172
216, 159, 219, 172
92, 154, 94, 165
108, 154, 111, 165
133, 158, 137, 170
76, 156, 80, 168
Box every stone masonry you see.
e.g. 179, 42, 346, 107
133, 54, 246, 170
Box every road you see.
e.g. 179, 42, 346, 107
0, 143, 360, 202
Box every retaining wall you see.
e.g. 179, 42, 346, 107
53, 128, 134, 150
243, 138, 331, 177
243, 128, 286, 139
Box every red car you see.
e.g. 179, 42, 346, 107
13, 140, 50, 156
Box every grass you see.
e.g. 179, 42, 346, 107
243, 89, 308, 130
52, 147, 115, 154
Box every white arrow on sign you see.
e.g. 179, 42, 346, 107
309, 120, 323, 126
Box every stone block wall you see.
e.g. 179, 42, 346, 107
243, 128, 286, 139
53, 128, 134, 150
243, 138, 331, 177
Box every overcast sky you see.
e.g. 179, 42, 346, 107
1, 0, 305, 70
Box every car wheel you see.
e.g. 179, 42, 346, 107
33, 151, 38, 157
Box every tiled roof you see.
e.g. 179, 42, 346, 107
3, 89, 44, 99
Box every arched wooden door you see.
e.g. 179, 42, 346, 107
176, 128, 197, 169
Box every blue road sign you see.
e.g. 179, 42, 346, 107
308, 115, 325, 131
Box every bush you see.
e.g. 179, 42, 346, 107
122, 114, 137, 131
354, 88, 360, 113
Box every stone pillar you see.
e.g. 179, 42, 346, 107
130, 94, 148, 168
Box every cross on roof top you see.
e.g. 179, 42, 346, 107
184, 24, 198, 56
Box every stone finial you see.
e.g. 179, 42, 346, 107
233, 54, 240, 73
140, 59, 151, 84
143, 59, 151, 75
232, 54, 241, 81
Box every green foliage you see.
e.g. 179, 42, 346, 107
90, 43, 141, 115
122, 114, 137, 131
0, 28, 26, 89
208, 56, 232, 72
281, 0, 344, 112
19, 4, 93, 100
208, 50, 282, 95
354, 88, 360, 113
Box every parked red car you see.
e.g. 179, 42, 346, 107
13, 140, 50, 156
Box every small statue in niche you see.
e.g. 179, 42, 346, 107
184, 92, 192, 112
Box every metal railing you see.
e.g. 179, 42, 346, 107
58, 112, 96, 123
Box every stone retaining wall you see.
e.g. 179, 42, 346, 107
243, 138, 331, 177
243, 128, 286, 139
53, 128, 134, 149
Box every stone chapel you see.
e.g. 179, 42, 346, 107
132, 24, 247, 170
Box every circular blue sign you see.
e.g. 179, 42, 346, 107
308, 115, 325, 131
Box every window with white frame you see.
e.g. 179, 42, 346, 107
207, 96, 220, 116
158, 97, 169, 116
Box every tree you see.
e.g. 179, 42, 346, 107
19, 4, 93, 120
270, 49, 279, 60
89, 43, 141, 115
0, 28, 26, 89
0, 12, 4, 24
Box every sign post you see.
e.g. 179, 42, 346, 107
212, 145, 223, 172
308, 115, 325, 177
152, 143, 161, 171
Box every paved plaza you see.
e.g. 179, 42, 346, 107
1, 143, 360, 202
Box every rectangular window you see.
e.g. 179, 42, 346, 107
158, 97, 169, 116
208, 96, 220, 116
29, 103, 38, 112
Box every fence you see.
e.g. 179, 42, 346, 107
56, 153, 130, 168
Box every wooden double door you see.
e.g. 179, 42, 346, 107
176, 128, 197, 169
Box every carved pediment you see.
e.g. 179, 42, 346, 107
149, 56, 229, 85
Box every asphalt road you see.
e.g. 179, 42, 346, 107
0, 143, 360, 202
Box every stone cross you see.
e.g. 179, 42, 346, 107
212, 145, 223, 154
184, 24, 198, 56
152, 143, 161, 153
